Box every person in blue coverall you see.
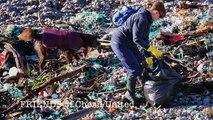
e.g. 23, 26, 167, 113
111, 2, 166, 106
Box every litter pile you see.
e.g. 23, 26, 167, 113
0, 0, 213, 120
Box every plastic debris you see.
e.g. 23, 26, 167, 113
8, 66, 18, 76
52, 93, 59, 99
0, 50, 9, 67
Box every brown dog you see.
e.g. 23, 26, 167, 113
19, 28, 100, 71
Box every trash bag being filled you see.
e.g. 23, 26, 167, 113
142, 59, 181, 106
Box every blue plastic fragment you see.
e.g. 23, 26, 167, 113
52, 93, 59, 99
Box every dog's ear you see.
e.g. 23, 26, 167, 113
18, 27, 34, 41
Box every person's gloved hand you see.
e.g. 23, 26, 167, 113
147, 46, 163, 58
146, 57, 153, 67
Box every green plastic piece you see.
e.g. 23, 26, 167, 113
188, 105, 197, 111
140, 108, 149, 113
52, 111, 60, 115
19, 114, 28, 119
121, 78, 128, 83
60, 82, 68, 87
150, 30, 160, 38
97, 114, 106, 119
135, 92, 142, 98
196, 113, 206, 118
105, 85, 116, 91
7, 87, 23, 97
60, 114, 64, 118
68, 108, 77, 113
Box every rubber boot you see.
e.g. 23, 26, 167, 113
125, 77, 139, 106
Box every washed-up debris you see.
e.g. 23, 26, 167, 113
69, 11, 111, 34
2, 64, 86, 114
1, 40, 25, 75
0, 0, 212, 120
62, 108, 96, 120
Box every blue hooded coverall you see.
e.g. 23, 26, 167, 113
111, 8, 153, 78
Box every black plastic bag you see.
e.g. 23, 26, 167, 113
142, 59, 181, 106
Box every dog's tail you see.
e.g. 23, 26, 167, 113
18, 27, 34, 41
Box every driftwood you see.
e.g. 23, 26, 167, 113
97, 39, 110, 43
3, 76, 19, 83
7, 111, 24, 119
163, 55, 189, 71
98, 39, 111, 47
178, 2, 207, 9
73, 87, 93, 92
180, 26, 213, 37
160, 23, 213, 37
99, 86, 143, 95
0, 37, 7, 42
2, 64, 86, 114
3, 42, 25, 75
160, 31, 179, 37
